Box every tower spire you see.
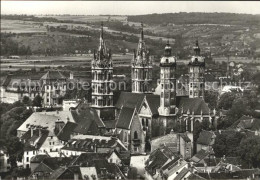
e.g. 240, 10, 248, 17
101, 21, 104, 39
140, 22, 144, 41
194, 39, 200, 56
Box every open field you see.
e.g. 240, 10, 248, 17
1, 19, 46, 33
0, 54, 133, 72
37, 15, 127, 23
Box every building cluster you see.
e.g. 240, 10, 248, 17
1, 24, 260, 180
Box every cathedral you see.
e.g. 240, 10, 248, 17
87, 23, 216, 155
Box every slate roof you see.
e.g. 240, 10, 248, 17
21, 129, 49, 151
103, 120, 116, 129
42, 157, 74, 170
71, 153, 108, 166
161, 157, 180, 171
116, 107, 135, 130
30, 154, 49, 163
71, 153, 125, 179
40, 71, 66, 80
145, 95, 160, 116
151, 133, 178, 153
197, 130, 216, 145
191, 149, 210, 163
179, 133, 191, 142
61, 135, 127, 152
187, 173, 206, 180
115, 92, 146, 109
145, 146, 176, 176
48, 167, 67, 179
32, 162, 53, 173
71, 104, 105, 134
231, 115, 260, 131
177, 97, 210, 115
18, 111, 74, 135
57, 122, 78, 142
99, 109, 115, 121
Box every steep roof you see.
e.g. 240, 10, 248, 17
116, 107, 135, 130
61, 135, 127, 152
57, 122, 78, 142
40, 71, 66, 80
145, 95, 160, 116
231, 115, 260, 131
42, 157, 74, 170
32, 162, 53, 174
21, 129, 49, 151
145, 146, 176, 176
48, 167, 67, 179
18, 111, 74, 134
30, 154, 49, 163
151, 133, 178, 153
191, 149, 210, 163
179, 133, 191, 142
71, 104, 105, 134
115, 92, 145, 110
197, 130, 216, 146
177, 97, 210, 115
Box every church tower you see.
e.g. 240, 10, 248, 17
158, 41, 177, 134
91, 23, 114, 117
188, 40, 205, 99
131, 23, 152, 94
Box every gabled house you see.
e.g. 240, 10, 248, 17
61, 135, 127, 156
196, 130, 216, 153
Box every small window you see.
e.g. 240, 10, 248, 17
26, 157, 29, 162
134, 131, 138, 139
51, 136, 53, 139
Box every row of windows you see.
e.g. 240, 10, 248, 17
92, 97, 113, 106
93, 71, 112, 81
161, 83, 174, 90
132, 82, 149, 92
132, 70, 151, 80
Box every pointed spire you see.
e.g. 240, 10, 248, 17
140, 22, 144, 41
101, 21, 104, 39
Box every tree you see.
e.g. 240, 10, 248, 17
6, 137, 24, 169
217, 92, 237, 110
239, 136, 260, 168
22, 96, 31, 105
32, 95, 42, 107
204, 90, 218, 109
213, 131, 244, 158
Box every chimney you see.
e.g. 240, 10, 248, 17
55, 119, 65, 134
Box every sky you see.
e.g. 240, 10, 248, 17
1, 1, 260, 15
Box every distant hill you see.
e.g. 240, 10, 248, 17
128, 12, 260, 26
